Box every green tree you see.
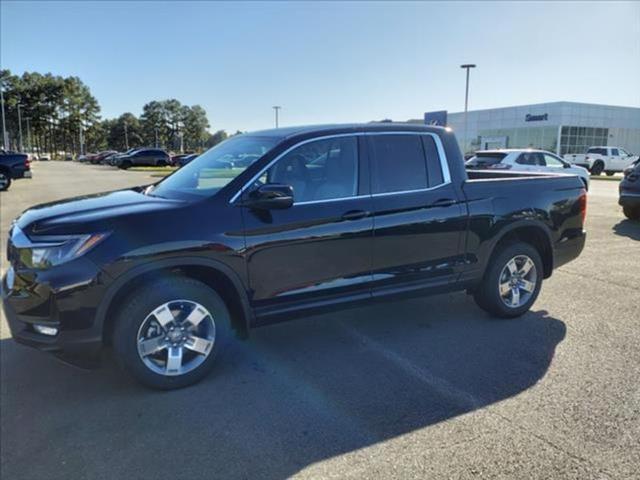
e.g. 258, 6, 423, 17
206, 130, 228, 148
108, 113, 143, 151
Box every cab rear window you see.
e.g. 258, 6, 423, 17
466, 153, 507, 167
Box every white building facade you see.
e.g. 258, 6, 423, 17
420, 102, 640, 156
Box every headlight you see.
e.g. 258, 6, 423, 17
17, 233, 109, 269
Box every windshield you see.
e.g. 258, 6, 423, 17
150, 135, 280, 200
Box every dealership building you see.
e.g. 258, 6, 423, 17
416, 101, 640, 156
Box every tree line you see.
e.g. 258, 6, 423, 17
0, 70, 229, 157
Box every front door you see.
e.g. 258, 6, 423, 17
366, 133, 465, 294
241, 135, 374, 313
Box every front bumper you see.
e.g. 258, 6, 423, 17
2, 259, 106, 367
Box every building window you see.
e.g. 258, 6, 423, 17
560, 126, 608, 155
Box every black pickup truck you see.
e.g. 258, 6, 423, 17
0, 150, 31, 191
2, 124, 586, 389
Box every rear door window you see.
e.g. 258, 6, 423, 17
370, 135, 428, 193
421, 135, 445, 187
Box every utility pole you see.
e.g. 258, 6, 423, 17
124, 121, 129, 150
460, 64, 476, 156
272, 106, 281, 128
79, 119, 84, 156
17, 103, 24, 152
0, 79, 7, 150
155, 127, 159, 148
25, 117, 32, 153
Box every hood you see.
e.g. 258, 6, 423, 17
17, 188, 185, 235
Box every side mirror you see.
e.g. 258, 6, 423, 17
563, 163, 571, 168
244, 184, 294, 210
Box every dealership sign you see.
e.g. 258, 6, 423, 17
424, 110, 448, 126
525, 113, 548, 122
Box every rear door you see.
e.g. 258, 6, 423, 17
367, 132, 465, 294
241, 134, 374, 312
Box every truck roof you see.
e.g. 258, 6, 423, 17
248, 123, 449, 139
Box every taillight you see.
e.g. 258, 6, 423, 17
578, 192, 587, 226
25, 159, 30, 169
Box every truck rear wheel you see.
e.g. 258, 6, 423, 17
113, 277, 231, 389
590, 161, 604, 176
473, 242, 543, 318
0, 171, 11, 191
605, 171, 615, 176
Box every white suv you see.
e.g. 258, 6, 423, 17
466, 149, 590, 190
564, 146, 638, 176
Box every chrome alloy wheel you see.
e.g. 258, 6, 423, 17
498, 255, 537, 308
0, 173, 9, 190
136, 300, 216, 376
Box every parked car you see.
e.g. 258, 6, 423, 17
114, 148, 170, 169
564, 146, 638, 176
466, 149, 590, 190
108, 149, 138, 166
170, 152, 195, 166
619, 158, 640, 220
2, 124, 587, 389
0, 150, 32, 191
175, 153, 198, 167
88, 150, 117, 165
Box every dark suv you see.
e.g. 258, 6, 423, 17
2, 124, 587, 389
620, 159, 640, 220
115, 148, 170, 169
0, 150, 31, 191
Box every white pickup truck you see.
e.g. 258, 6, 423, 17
564, 146, 638, 176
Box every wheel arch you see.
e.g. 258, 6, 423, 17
98, 257, 254, 345
484, 221, 554, 279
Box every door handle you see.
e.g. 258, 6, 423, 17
429, 198, 456, 208
341, 210, 369, 221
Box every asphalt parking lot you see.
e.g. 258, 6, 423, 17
1, 162, 639, 480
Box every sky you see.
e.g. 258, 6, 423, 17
1, 1, 639, 133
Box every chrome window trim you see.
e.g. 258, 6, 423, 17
370, 182, 450, 198
229, 130, 451, 204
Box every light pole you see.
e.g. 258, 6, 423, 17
0, 79, 7, 150
272, 106, 281, 128
460, 64, 476, 155
25, 117, 32, 153
124, 121, 129, 150
78, 119, 84, 156
154, 127, 159, 148
17, 103, 24, 152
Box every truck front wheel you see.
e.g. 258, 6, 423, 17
113, 277, 232, 389
474, 242, 543, 318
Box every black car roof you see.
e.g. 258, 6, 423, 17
248, 123, 447, 139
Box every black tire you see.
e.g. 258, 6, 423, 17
590, 161, 604, 176
119, 160, 132, 170
473, 242, 543, 318
0, 171, 11, 191
113, 277, 231, 389
623, 205, 640, 221
605, 171, 615, 176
